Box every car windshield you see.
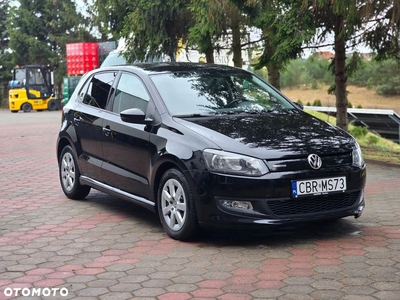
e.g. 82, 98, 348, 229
150, 70, 295, 116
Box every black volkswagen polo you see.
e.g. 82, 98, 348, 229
57, 63, 366, 240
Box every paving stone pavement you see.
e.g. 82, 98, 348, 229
0, 109, 399, 300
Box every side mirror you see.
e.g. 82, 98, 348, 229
120, 108, 153, 124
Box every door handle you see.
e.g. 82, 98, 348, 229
103, 126, 111, 136
73, 116, 82, 125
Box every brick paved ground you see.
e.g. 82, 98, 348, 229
0, 110, 399, 300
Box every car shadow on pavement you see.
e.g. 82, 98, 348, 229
81, 190, 362, 247
196, 219, 361, 247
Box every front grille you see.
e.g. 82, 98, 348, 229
267, 191, 360, 216
266, 152, 352, 172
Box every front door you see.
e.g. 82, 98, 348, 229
101, 72, 151, 198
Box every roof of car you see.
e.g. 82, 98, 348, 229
103, 62, 244, 75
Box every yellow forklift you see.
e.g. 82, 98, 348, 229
8, 65, 57, 113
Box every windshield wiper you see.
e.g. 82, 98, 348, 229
173, 113, 212, 118
236, 108, 273, 114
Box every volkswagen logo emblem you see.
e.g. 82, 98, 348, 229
308, 154, 322, 170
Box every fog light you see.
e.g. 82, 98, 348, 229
220, 200, 253, 210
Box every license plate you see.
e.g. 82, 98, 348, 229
292, 176, 346, 197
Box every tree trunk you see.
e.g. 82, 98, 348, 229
2, 83, 9, 108
231, 12, 242, 68
204, 34, 214, 64
334, 17, 348, 131
268, 64, 281, 91
205, 48, 214, 64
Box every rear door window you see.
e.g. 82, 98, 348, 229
80, 72, 116, 109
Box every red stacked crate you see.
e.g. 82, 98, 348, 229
66, 43, 99, 76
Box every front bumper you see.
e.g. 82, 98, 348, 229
192, 165, 366, 228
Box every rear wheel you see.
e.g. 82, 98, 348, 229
59, 145, 91, 199
22, 103, 32, 113
157, 169, 199, 240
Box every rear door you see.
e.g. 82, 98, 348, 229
101, 72, 151, 198
72, 71, 116, 181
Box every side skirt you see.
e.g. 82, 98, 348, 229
80, 176, 156, 212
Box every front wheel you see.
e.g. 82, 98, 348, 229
59, 145, 91, 199
22, 103, 32, 113
157, 169, 199, 240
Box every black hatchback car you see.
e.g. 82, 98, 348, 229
57, 63, 366, 240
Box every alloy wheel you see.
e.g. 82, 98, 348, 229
61, 152, 76, 192
161, 178, 187, 231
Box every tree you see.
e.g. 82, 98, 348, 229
298, 0, 400, 131
0, 0, 11, 60
0, 0, 12, 75
231, 0, 314, 90
7, 0, 95, 90
188, 0, 248, 67
92, 0, 250, 66
88, 0, 133, 41
364, 0, 400, 61
115, 0, 193, 61
0, 0, 12, 106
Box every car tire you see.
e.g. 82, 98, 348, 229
22, 103, 32, 113
59, 145, 91, 200
157, 169, 199, 240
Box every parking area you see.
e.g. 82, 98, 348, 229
0, 109, 399, 300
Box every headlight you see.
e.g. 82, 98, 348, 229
352, 142, 364, 167
203, 149, 269, 176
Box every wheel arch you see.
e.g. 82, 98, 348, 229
151, 155, 197, 214
57, 136, 81, 165
57, 137, 72, 162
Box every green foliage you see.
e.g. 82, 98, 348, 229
89, 0, 132, 40
297, 99, 303, 105
349, 126, 368, 138
347, 101, 353, 108
251, 1, 315, 68
0, 0, 12, 107
7, 0, 95, 86
281, 55, 333, 89
357, 104, 363, 108
376, 84, 400, 96
282, 53, 400, 97
367, 135, 379, 145
313, 99, 322, 106
117, 0, 194, 62
253, 68, 268, 81
280, 58, 305, 88
348, 58, 400, 96
311, 80, 318, 90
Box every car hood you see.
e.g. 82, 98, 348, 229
173, 110, 355, 159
